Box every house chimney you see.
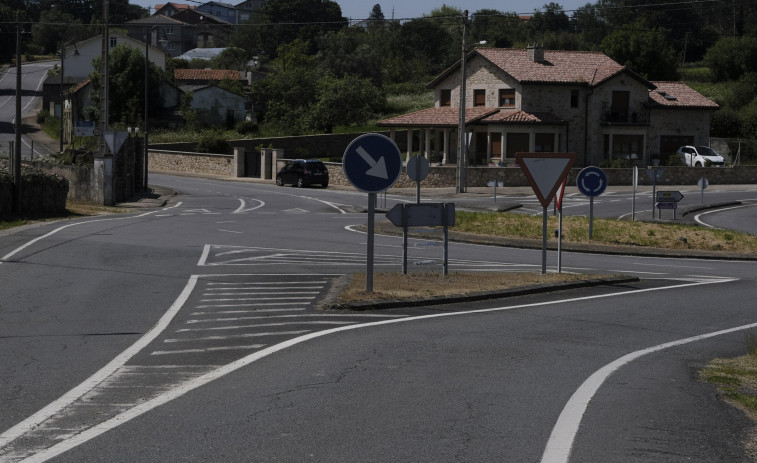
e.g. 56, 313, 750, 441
527, 43, 544, 63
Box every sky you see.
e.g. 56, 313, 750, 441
129, 1, 589, 21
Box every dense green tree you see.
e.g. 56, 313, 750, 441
0, 4, 18, 63
368, 4, 384, 21
530, 2, 570, 33
31, 10, 79, 55
470, 9, 526, 48
307, 75, 385, 132
253, 0, 346, 60
209, 47, 250, 70
88, 44, 165, 125
601, 22, 679, 80
316, 28, 382, 86
570, 3, 608, 50
704, 36, 757, 82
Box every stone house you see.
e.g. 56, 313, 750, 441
378, 45, 719, 167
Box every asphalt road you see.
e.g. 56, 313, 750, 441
1, 62, 60, 160
1, 174, 757, 462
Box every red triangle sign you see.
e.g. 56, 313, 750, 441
515, 152, 576, 208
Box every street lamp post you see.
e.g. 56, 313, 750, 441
60, 44, 65, 153
144, 30, 150, 191
456, 10, 469, 194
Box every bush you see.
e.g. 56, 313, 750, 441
196, 132, 231, 154
236, 119, 258, 135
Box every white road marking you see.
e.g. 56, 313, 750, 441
176, 321, 355, 332
694, 203, 757, 228
5, 277, 737, 462
151, 345, 266, 355
233, 198, 265, 214
164, 330, 311, 343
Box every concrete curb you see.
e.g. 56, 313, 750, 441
321, 276, 641, 311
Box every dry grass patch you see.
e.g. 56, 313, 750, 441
337, 271, 614, 304
455, 211, 757, 253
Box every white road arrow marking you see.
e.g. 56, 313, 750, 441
356, 146, 388, 179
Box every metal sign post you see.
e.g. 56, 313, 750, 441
515, 152, 576, 274
632, 166, 638, 221
343, 134, 403, 291
698, 176, 709, 204
576, 166, 608, 239
386, 203, 456, 275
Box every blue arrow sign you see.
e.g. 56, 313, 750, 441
343, 134, 403, 193
576, 166, 608, 197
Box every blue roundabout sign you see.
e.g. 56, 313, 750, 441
576, 166, 608, 197
343, 134, 403, 193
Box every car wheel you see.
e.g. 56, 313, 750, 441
695, 162, 702, 167
321, 182, 328, 188
276, 177, 284, 186
297, 177, 304, 188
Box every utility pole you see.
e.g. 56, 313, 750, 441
14, 12, 22, 213
456, 10, 469, 194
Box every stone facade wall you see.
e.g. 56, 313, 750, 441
291, 160, 757, 189
150, 150, 235, 176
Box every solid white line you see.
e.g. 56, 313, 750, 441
194, 305, 308, 310
218, 229, 243, 234
17, 278, 736, 462
207, 281, 329, 285
202, 291, 320, 296
186, 313, 406, 323
0, 275, 198, 451
204, 286, 324, 291
694, 203, 757, 228
199, 297, 316, 302
540, 300, 752, 463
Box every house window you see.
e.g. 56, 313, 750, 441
604, 133, 644, 160
165, 27, 174, 35
440, 89, 451, 107
499, 89, 515, 108
535, 133, 555, 152
109, 37, 117, 48
570, 89, 579, 108
611, 91, 630, 122
506, 133, 529, 158
166, 42, 175, 51
473, 89, 486, 107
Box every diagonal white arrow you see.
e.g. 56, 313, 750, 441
356, 146, 388, 179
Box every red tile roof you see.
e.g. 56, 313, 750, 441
430, 48, 644, 89
377, 107, 563, 127
174, 69, 241, 81
649, 82, 719, 109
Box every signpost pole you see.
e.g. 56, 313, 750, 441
367, 193, 375, 291
542, 206, 548, 274
558, 205, 563, 273
402, 204, 408, 275
443, 204, 449, 276
652, 185, 656, 220
589, 197, 594, 239
632, 166, 638, 221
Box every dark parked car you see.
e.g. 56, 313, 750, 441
276, 159, 329, 188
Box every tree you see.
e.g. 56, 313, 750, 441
601, 22, 679, 81
209, 47, 250, 70
470, 9, 526, 49
316, 28, 382, 86
253, 0, 347, 60
31, 10, 80, 55
704, 36, 757, 82
530, 3, 570, 33
88, 44, 165, 125
570, 3, 609, 50
307, 75, 385, 133
368, 4, 384, 21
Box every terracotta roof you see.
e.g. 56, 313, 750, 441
476, 48, 629, 86
648, 82, 719, 109
481, 110, 565, 124
378, 107, 498, 127
430, 47, 647, 89
174, 69, 241, 81
377, 107, 564, 127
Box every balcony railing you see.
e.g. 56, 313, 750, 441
601, 104, 650, 125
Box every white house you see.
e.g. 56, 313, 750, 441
61, 31, 169, 79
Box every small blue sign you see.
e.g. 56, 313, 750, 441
343, 134, 403, 193
576, 166, 608, 197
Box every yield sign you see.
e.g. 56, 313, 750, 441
515, 152, 576, 208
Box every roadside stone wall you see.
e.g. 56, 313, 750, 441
0, 173, 68, 215
150, 150, 234, 176
33, 164, 96, 202
323, 163, 757, 188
